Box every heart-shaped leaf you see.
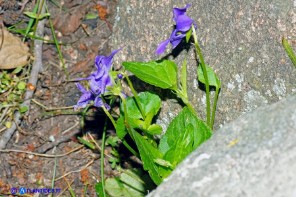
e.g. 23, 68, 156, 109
122, 60, 177, 90
159, 107, 212, 166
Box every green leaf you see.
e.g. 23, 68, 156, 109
159, 107, 212, 166
198, 64, 221, 89
121, 92, 161, 132
19, 105, 28, 113
154, 158, 173, 169
282, 37, 296, 68
163, 124, 194, 167
77, 137, 95, 150
115, 116, 127, 139
122, 60, 178, 90
24, 12, 50, 19
85, 13, 98, 20
12, 66, 23, 74
145, 124, 162, 135
124, 92, 161, 119
133, 130, 166, 185
95, 182, 105, 197
17, 81, 26, 90
185, 28, 192, 43
106, 136, 120, 147
104, 169, 154, 197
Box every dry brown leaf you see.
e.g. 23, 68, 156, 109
53, 4, 89, 36
0, 28, 31, 69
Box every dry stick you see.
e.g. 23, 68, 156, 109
0, 1, 46, 149
0, 145, 84, 158
54, 159, 94, 181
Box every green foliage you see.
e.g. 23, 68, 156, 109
106, 136, 121, 169
75, 4, 221, 195
0, 67, 28, 121
132, 131, 167, 185
197, 64, 221, 89
282, 37, 296, 68
77, 137, 95, 150
116, 92, 162, 137
159, 107, 212, 167
185, 28, 192, 43
23, 12, 50, 20
122, 60, 178, 90
95, 182, 105, 197
95, 169, 155, 197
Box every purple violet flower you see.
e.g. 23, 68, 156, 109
74, 83, 94, 109
156, 4, 194, 55
74, 49, 120, 110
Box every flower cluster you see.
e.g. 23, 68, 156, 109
74, 49, 120, 110
156, 4, 194, 55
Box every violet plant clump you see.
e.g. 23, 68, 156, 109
75, 4, 221, 197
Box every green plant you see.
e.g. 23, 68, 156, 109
75, 4, 221, 196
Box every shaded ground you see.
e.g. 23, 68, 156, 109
0, 0, 131, 196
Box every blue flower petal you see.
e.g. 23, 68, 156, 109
169, 29, 186, 48
74, 84, 93, 109
76, 82, 88, 93
95, 49, 121, 71
173, 4, 191, 22
156, 39, 170, 55
94, 96, 104, 108
175, 15, 193, 32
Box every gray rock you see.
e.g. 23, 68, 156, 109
148, 93, 296, 197
111, 0, 296, 129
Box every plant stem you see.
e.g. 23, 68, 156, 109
179, 58, 199, 117
101, 105, 116, 128
192, 25, 211, 126
100, 115, 108, 197
124, 73, 145, 120
210, 88, 219, 129
122, 140, 139, 158
176, 89, 197, 116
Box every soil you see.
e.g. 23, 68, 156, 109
0, 0, 132, 196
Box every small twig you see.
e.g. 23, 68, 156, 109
0, 145, 84, 158
87, 133, 112, 158
32, 99, 74, 111
62, 121, 80, 134
18, 0, 31, 13
0, 106, 9, 123
54, 159, 94, 181
0, 0, 46, 149
56, 180, 75, 197
0, 127, 6, 133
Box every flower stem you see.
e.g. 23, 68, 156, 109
192, 25, 211, 126
210, 88, 219, 129
100, 116, 108, 197
180, 58, 199, 117
176, 89, 198, 116
101, 103, 139, 157
101, 105, 116, 128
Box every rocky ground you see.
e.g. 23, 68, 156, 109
0, 0, 132, 196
